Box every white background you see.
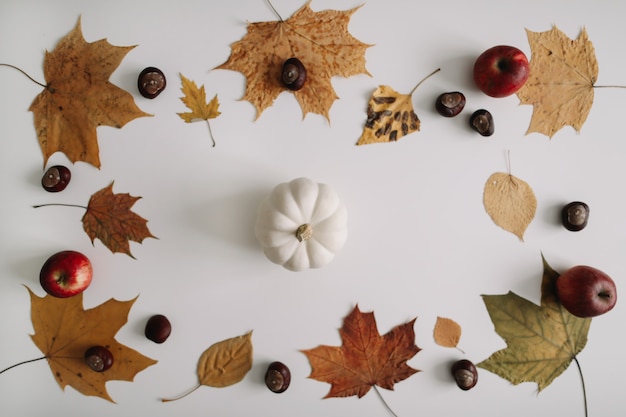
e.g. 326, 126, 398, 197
1, 0, 625, 416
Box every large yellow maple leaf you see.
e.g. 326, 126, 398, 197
29, 17, 150, 168
516, 26, 598, 138
28, 288, 157, 402
216, 0, 371, 120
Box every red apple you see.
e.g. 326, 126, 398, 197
473, 45, 530, 98
39, 250, 93, 298
556, 265, 617, 318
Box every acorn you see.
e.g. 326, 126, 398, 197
451, 359, 478, 390
264, 361, 291, 393
84, 346, 114, 372
281, 58, 307, 91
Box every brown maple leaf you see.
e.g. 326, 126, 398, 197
82, 182, 156, 258
27, 287, 157, 402
301, 305, 420, 398
29, 17, 150, 168
215, 0, 371, 120
516, 26, 598, 138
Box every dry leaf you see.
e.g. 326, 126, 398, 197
357, 85, 420, 145
216, 1, 371, 120
27, 287, 156, 402
478, 255, 591, 391
301, 305, 420, 399
433, 317, 462, 350
82, 182, 156, 258
178, 74, 221, 146
483, 172, 536, 241
29, 17, 150, 168
162, 332, 253, 402
516, 26, 598, 138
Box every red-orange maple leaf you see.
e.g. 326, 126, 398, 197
82, 182, 156, 258
301, 305, 420, 398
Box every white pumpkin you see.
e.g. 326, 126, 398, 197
255, 177, 348, 272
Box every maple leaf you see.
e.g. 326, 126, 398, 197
82, 182, 156, 258
215, 0, 371, 120
483, 172, 537, 241
357, 69, 439, 145
301, 305, 420, 399
27, 287, 157, 402
478, 255, 591, 392
162, 331, 253, 402
516, 26, 598, 138
28, 17, 150, 168
177, 73, 221, 146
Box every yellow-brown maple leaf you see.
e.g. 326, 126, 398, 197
29, 17, 150, 168
82, 182, 156, 258
27, 287, 157, 402
516, 26, 598, 138
301, 305, 420, 398
215, 0, 371, 120
177, 74, 221, 146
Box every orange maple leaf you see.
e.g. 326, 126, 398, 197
216, 0, 371, 120
301, 305, 420, 398
29, 17, 150, 168
82, 182, 156, 258
27, 287, 157, 402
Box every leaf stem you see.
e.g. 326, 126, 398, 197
265, 0, 284, 21
32, 203, 88, 210
0, 63, 51, 91
161, 383, 201, 403
206, 120, 216, 147
373, 385, 399, 417
594, 85, 626, 88
0, 356, 47, 375
409, 68, 441, 96
573, 357, 588, 417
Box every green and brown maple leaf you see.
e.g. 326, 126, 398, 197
29, 17, 150, 168
301, 305, 420, 398
28, 287, 156, 402
216, 0, 371, 120
479, 255, 591, 391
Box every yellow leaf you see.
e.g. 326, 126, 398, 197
197, 331, 253, 388
178, 74, 221, 122
357, 85, 420, 145
483, 172, 537, 241
516, 26, 598, 138
433, 317, 462, 350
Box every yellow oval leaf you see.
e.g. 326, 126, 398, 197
197, 331, 253, 388
483, 172, 537, 241
433, 316, 462, 349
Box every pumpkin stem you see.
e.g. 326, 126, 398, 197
295, 223, 313, 242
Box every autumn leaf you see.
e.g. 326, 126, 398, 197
82, 182, 156, 258
301, 305, 420, 399
357, 69, 439, 145
478, 255, 591, 391
433, 317, 462, 351
516, 26, 598, 138
27, 287, 156, 402
483, 172, 536, 241
29, 17, 150, 168
215, 0, 371, 120
162, 331, 253, 402
178, 73, 221, 146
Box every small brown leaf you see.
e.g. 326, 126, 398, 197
433, 317, 462, 350
82, 182, 156, 258
483, 172, 537, 241
197, 331, 253, 388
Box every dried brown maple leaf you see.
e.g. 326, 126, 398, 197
479, 255, 591, 393
516, 26, 598, 138
29, 17, 150, 168
215, 0, 371, 120
82, 182, 156, 258
301, 305, 420, 399
27, 287, 157, 402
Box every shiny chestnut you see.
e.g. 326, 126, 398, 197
281, 58, 307, 91
264, 361, 291, 393
84, 345, 114, 372
138, 67, 166, 99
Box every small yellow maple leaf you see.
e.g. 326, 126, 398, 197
178, 74, 221, 146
